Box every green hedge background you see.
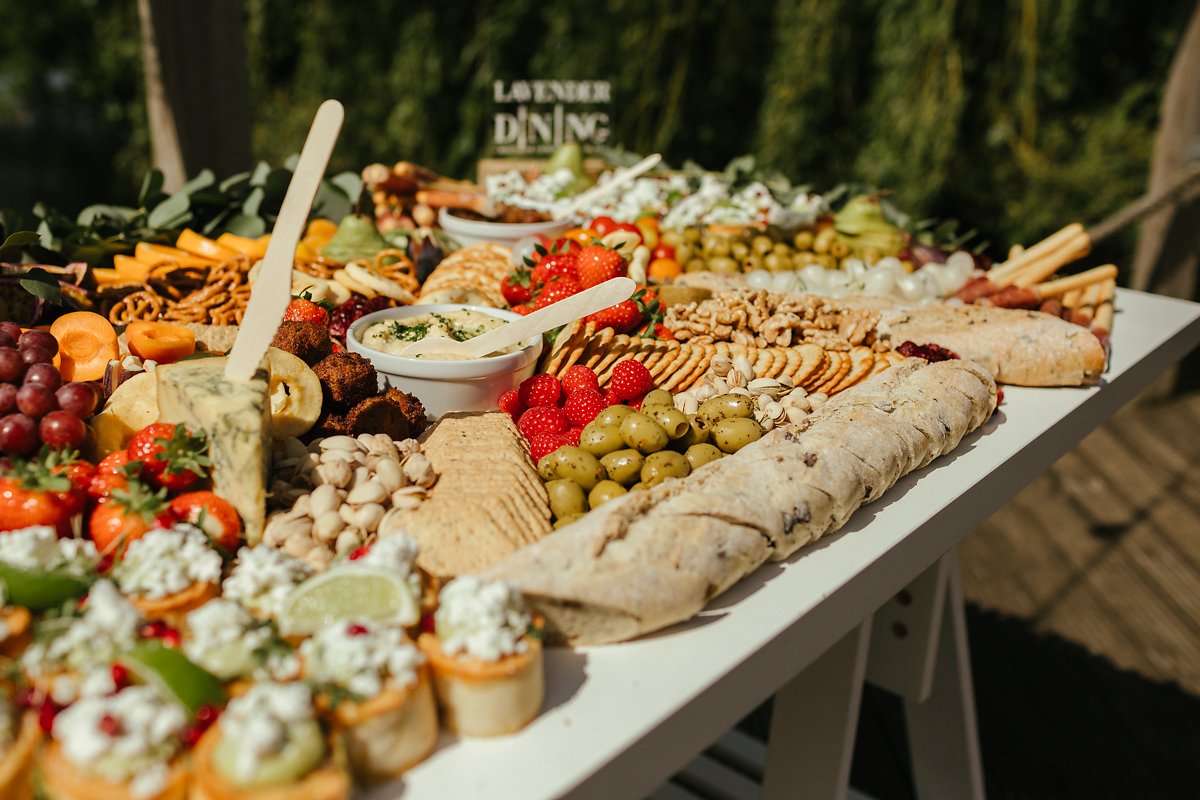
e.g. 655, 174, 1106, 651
0, 0, 1192, 260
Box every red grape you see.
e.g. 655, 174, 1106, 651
16, 384, 56, 418
0, 322, 20, 344
0, 385, 15, 415
0, 330, 13, 349
18, 330, 57, 356
0, 414, 38, 456
20, 347, 53, 366
0, 348, 25, 382
56, 382, 98, 418
39, 411, 86, 450
24, 363, 62, 392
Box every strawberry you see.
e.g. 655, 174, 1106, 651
563, 389, 608, 428
576, 244, 628, 289
528, 435, 566, 464
283, 295, 330, 326
0, 456, 86, 536
608, 359, 654, 401
517, 374, 561, 408
501, 270, 533, 307
587, 298, 643, 334
169, 491, 242, 551
653, 323, 676, 341
88, 479, 174, 557
533, 276, 582, 310
530, 252, 579, 289
511, 304, 533, 316
517, 406, 569, 440
497, 389, 525, 420
560, 364, 600, 396
564, 427, 583, 446
126, 423, 211, 493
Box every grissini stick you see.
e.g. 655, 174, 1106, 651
982, 264, 1118, 310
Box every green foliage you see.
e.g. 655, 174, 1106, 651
0, 0, 1192, 266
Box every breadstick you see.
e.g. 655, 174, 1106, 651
989, 223, 1085, 283
1009, 231, 1093, 286
1031, 264, 1118, 298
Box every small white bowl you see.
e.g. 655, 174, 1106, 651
346, 304, 542, 419
439, 207, 571, 250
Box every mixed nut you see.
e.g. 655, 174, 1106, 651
675, 353, 827, 432
264, 432, 438, 569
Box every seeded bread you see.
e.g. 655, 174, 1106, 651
480, 359, 997, 645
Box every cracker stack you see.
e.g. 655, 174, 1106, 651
541, 321, 901, 396
390, 411, 552, 578
416, 243, 512, 308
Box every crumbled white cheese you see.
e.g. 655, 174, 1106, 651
354, 533, 422, 597
52, 684, 185, 796
223, 545, 312, 618
112, 525, 222, 600
300, 618, 422, 698
434, 576, 530, 662
0, 525, 97, 575
220, 682, 314, 784
184, 599, 298, 681
22, 579, 141, 676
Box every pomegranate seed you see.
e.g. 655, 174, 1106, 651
196, 705, 220, 725
420, 613, 436, 634
180, 725, 203, 747
38, 702, 60, 733
16, 687, 37, 709
346, 622, 369, 636
160, 629, 182, 648
110, 663, 130, 689
98, 713, 123, 736
140, 620, 167, 639
96, 554, 113, 573
348, 545, 370, 560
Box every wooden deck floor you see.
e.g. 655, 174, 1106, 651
733, 389, 1200, 799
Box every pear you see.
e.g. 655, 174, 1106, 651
265, 348, 323, 439
319, 214, 389, 265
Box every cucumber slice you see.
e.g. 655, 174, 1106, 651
212, 718, 325, 787
0, 563, 92, 610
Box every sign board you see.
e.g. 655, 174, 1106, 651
491, 80, 612, 156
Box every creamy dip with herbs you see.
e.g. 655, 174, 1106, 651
360, 310, 517, 360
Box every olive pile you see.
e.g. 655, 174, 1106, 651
537, 390, 766, 527
660, 228, 907, 274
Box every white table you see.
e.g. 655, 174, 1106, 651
372, 289, 1200, 800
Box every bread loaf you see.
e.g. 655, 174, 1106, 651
481, 359, 997, 645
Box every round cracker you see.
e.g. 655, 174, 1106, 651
814, 351, 851, 394
790, 343, 824, 385
800, 350, 831, 390
830, 346, 875, 394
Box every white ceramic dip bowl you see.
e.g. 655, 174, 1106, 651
346, 304, 542, 419
439, 207, 571, 250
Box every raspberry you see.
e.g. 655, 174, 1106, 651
528, 434, 566, 463
498, 388, 525, 420
608, 359, 653, 401
563, 389, 608, 428
517, 373, 562, 408
517, 406, 569, 439
564, 426, 583, 446
560, 364, 600, 396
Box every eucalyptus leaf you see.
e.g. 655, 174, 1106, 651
19, 269, 63, 305
201, 209, 231, 237
147, 192, 192, 229
283, 153, 300, 171
0, 230, 40, 253
328, 171, 362, 200
76, 205, 137, 227
224, 214, 266, 238
179, 169, 215, 196
249, 161, 272, 186
219, 170, 251, 193
262, 169, 293, 205
138, 169, 165, 207
242, 186, 265, 217
311, 182, 352, 223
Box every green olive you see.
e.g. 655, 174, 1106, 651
628, 482, 647, 492
764, 253, 785, 271
588, 480, 627, 508
554, 512, 586, 529
683, 227, 701, 243
660, 230, 683, 248
708, 256, 739, 274
674, 243, 694, 265
545, 479, 587, 519
550, 446, 606, 490
730, 241, 750, 260
697, 394, 755, 429
595, 404, 634, 428
773, 242, 792, 256
685, 443, 725, 470
708, 237, 731, 257
578, 422, 625, 457
600, 449, 645, 486
793, 231, 814, 251
639, 389, 675, 413
670, 414, 710, 450
537, 453, 560, 482
742, 255, 762, 272
752, 235, 774, 255
620, 412, 669, 454
711, 417, 764, 454
651, 408, 689, 439
640, 451, 691, 487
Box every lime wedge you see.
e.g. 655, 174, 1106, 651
212, 718, 325, 787
0, 563, 92, 610
278, 566, 418, 637
120, 642, 226, 717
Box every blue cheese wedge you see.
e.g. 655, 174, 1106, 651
156, 357, 272, 544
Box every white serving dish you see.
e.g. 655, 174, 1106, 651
439, 207, 571, 250
346, 304, 542, 419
